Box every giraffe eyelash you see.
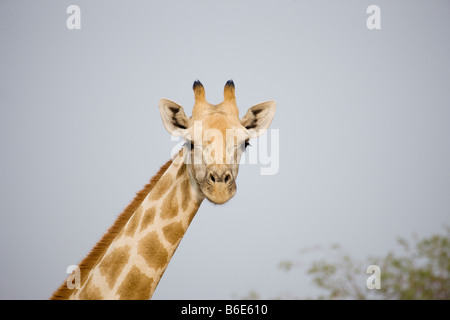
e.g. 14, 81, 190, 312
242, 140, 250, 150
183, 140, 195, 150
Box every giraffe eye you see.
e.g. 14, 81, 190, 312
184, 140, 195, 151
241, 140, 250, 151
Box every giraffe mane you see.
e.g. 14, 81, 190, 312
51, 160, 173, 300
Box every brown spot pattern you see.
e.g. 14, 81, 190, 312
138, 232, 169, 269
163, 221, 185, 245
117, 266, 153, 300
176, 163, 186, 179
187, 203, 201, 225
50, 160, 173, 300
160, 187, 179, 220
149, 173, 173, 201
140, 207, 156, 232
125, 207, 143, 237
98, 246, 131, 289
180, 178, 191, 211
78, 279, 103, 300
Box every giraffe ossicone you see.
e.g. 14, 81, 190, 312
51, 80, 276, 300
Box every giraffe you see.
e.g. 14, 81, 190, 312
51, 80, 276, 299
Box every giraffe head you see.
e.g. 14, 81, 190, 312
159, 80, 276, 204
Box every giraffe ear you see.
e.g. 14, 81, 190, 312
241, 100, 276, 137
159, 99, 190, 136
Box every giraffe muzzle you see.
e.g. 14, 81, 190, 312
201, 170, 237, 204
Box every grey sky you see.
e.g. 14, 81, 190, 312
0, 1, 449, 299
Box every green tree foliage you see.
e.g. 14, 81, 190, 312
237, 228, 449, 299
379, 230, 449, 299
293, 227, 449, 299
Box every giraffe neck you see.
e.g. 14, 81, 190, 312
52, 150, 204, 299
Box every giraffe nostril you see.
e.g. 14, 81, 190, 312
224, 172, 231, 184
207, 171, 233, 184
